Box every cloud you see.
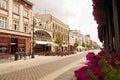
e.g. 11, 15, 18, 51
30, 0, 102, 46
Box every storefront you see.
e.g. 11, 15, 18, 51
0, 33, 31, 56
34, 41, 51, 53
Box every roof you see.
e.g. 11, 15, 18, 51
23, 0, 33, 6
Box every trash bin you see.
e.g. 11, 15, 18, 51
14, 52, 18, 61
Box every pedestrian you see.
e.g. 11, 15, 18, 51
14, 50, 19, 61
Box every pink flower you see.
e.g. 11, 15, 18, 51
91, 67, 101, 76
104, 49, 111, 53
110, 61, 116, 67
74, 66, 90, 80
86, 57, 99, 68
74, 49, 120, 80
98, 50, 105, 56
113, 53, 120, 61
99, 76, 104, 80
86, 52, 96, 61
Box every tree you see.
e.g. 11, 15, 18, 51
87, 44, 91, 49
82, 41, 85, 47
55, 32, 63, 47
74, 39, 79, 47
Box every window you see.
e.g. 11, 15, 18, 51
13, 5, 19, 14
52, 24, 54, 29
53, 33, 54, 38
0, 0, 7, 9
0, 46, 7, 53
19, 46, 25, 52
0, 16, 7, 28
24, 10, 28, 17
13, 21, 19, 31
23, 23, 28, 32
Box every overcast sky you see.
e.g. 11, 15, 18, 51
30, 0, 102, 46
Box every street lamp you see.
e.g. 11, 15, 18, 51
68, 30, 70, 52
31, 16, 35, 58
31, 16, 41, 58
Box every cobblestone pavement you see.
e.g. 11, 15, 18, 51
54, 67, 79, 80
0, 50, 99, 80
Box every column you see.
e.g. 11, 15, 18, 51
112, 0, 120, 53
108, 15, 113, 51
104, 25, 109, 49
19, 5, 23, 31
8, 0, 13, 29
28, 10, 32, 33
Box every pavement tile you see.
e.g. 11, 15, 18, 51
0, 50, 100, 80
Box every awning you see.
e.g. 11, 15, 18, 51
77, 46, 84, 49
51, 42, 59, 46
62, 44, 68, 47
35, 41, 59, 46
35, 41, 51, 45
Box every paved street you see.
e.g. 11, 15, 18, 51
0, 50, 100, 80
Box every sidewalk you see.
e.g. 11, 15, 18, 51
0, 55, 63, 75
0, 50, 100, 80
44, 57, 86, 80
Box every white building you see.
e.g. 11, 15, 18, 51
69, 30, 83, 51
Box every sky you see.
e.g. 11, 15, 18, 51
30, 0, 102, 46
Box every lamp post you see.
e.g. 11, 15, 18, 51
68, 30, 70, 52
31, 16, 35, 58
31, 16, 41, 58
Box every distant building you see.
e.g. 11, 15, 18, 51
83, 35, 100, 50
69, 30, 83, 51
0, 0, 33, 55
82, 35, 90, 47
92, 41, 100, 49
34, 13, 69, 53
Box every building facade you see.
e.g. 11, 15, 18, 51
0, 0, 33, 55
92, 41, 100, 49
69, 30, 83, 51
34, 13, 69, 53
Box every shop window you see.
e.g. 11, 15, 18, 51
11, 38, 18, 43
0, 46, 7, 53
19, 46, 25, 52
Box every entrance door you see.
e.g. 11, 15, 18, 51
10, 38, 18, 54
11, 45, 17, 54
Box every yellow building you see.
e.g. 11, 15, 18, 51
0, 0, 33, 56
34, 13, 69, 53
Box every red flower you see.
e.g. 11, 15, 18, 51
86, 52, 96, 61
98, 50, 105, 56
113, 53, 120, 61
74, 66, 90, 80
91, 67, 101, 76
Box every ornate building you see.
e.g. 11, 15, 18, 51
0, 0, 33, 56
34, 13, 69, 53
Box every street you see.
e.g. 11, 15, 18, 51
0, 50, 100, 80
